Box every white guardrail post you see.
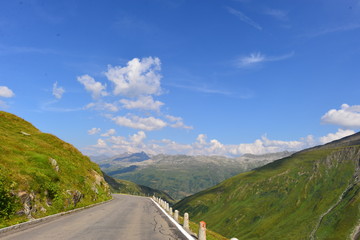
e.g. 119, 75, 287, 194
169, 207, 173, 216
183, 212, 189, 231
153, 195, 240, 240
198, 221, 206, 240
174, 210, 179, 222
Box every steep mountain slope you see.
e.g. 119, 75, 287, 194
0, 111, 111, 228
174, 132, 360, 239
99, 152, 292, 200
103, 173, 174, 204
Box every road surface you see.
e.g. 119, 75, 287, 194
2, 195, 188, 240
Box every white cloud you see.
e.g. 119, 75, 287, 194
238, 52, 266, 66
166, 115, 193, 130
264, 8, 288, 21
165, 115, 182, 122
130, 131, 146, 144
226, 7, 262, 30
189, 134, 310, 156
78, 57, 191, 134
0, 86, 15, 98
105, 57, 162, 98
112, 115, 167, 131
237, 51, 294, 68
83, 128, 357, 157
108, 135, 127, 145
101, 129, 116, 137
97, 139, 107, 147
109, 114, 192, 131
52, 82, 65, 99
88, 128, 101, 135
77, 74, 108, 99
196, 134, 207, 145
104, 131, 148, 154
321, 104, 360, 128
85, 101, 119, 112
120, 96, 164, 112
319, 128, 355, 144
230, 139, 264, 155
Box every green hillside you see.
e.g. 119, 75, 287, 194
113, 162, 241, 200
103, 173, 175, 204
103, 152, 291, 200
0, 111, 111, 228
174, 133, 360, 239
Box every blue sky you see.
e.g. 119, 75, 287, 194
1, 0, 360, 156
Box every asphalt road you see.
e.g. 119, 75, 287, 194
2, 195, 188, 240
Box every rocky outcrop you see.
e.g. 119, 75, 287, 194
310, 147, 360, 239
16, 191, 36, 219
91, 170, 110, 200
66, 190, 83, 207
49, 158, 59, 172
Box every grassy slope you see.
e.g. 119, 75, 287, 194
0, 111, 111, 227
113, 165, 239, 200
109, 160, 261, 200
174, 144, 360, 239
103, 173, 175, 204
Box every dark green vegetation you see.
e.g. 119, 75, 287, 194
103, 173, 175, 204
114, 162, 240, 200
174, 132, 360, 239
0, 111, 111, 228
100, 152, 291, 200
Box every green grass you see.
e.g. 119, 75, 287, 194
175, 146, 360, 239
107, 162, 252, 200
0, 111, 111, 228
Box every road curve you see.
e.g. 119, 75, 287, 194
2, 194, 187, 240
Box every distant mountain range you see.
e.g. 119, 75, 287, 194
93, 151, 293, 200
174, 132, 360, 239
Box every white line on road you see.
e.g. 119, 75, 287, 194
150, 198, 195, 240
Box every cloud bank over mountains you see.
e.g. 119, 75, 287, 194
84, 128, 355, 157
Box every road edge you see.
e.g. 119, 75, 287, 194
0, 198, 114, 237
150, 198, 195, 240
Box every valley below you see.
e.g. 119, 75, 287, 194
95, 151, 292, 200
